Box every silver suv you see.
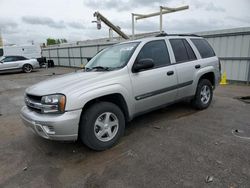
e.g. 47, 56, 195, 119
21, 34, 221, 150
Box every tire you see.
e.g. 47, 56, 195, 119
192, 79, 213, 110
79, 102, 125, 151
23, 64, 33, 73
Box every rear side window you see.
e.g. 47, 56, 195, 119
170, 39, 197, 63
137, 40, 171, 68
191, 39, 215, 58
17, 56, 27, 60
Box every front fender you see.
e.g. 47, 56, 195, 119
65, 84, 134, 118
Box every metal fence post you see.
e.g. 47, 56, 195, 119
247, 60, 250, 85
68, 47, 71, 67
57, 48, 60, 66
80, 46, 83, 68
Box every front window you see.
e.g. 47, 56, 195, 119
85, 42, 139, 71
1, 56, 16, 63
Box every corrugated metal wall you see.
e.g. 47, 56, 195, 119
42, 27, 250, 82
42, 42, 117, 67
197, 28, 250, 82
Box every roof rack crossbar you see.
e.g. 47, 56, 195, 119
155, 32, 200, 37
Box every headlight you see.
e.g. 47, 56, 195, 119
41, 94, 66, 114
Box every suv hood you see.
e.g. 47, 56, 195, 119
26, 71, 114, 96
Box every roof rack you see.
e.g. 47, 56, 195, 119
155, 32, 168, 37
155, 32, 200, 37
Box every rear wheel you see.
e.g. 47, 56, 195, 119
79, 102, 125, 151
192, 79, 213, 110
23, 64, 33, 73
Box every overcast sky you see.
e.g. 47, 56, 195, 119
0, 0, 249, 45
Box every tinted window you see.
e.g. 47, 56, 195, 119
183, 39, 197, 61
17, 56, 27, 60
137, 40, 170, 68
2, 56, 16, 62
170, 39, 189, 63
191, 39, 215, 58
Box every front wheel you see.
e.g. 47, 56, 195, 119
192, 79, 213, 110
79, 102, 125, 151
23, 64, 33, 73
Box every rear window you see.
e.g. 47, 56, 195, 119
170, 39, 197, 63
191, 39, 215, 58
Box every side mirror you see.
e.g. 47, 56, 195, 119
133, 58, 154, 72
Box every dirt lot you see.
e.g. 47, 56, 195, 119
0, 67, 250, 188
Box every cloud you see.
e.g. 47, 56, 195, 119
84, 0, 169, 11
192, 0, 225, 12
22, 16, 66, 29
227, 16, 250, 24
117, 17, 232, 34
0, 20, 18, 34
165, 18, 231, 33
119, 20, 158, 32
67, 21, 86, 29
22, 16, 86, 30
84, 0, 225, 13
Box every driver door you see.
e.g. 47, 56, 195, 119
130, 40, 178, 114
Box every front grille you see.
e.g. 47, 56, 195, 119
26, 94, 42, 103
27, 106, 42, 113
25, 94, 42, 113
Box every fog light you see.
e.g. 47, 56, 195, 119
43, 125, 55, 135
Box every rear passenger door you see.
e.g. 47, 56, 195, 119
130, 40, 178, 114
169, 38, 199, 99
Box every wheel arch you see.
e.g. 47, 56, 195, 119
80, 93, 131, 122
22, 63, 33, 68
198, 72, 215, 87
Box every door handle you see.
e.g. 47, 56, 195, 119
167, 71, 174, 76
195, 64, 201, 69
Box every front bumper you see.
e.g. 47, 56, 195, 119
20, 106, 81, 141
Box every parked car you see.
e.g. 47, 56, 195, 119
20, 34, 221, 150
0, 55, 40, 73
0, 44, 46, 67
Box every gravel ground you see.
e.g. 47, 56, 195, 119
0, 67, 250, 188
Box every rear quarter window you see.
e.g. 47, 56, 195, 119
191, 39, 215, 58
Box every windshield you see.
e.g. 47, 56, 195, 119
85, 42, 139, 71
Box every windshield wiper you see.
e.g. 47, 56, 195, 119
86, 66, 113, 71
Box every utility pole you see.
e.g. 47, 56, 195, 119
132, 5, 189, 39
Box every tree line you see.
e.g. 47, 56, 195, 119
46, 38, 68, 46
